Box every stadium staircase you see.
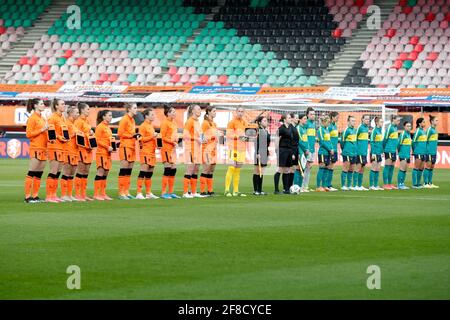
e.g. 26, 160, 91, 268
321, 0, 398, 86
0, 0, 72, 80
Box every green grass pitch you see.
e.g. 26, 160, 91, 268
0, 158, 449, 299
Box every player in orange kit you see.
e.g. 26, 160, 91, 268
136, 107, 159, 200
94, 110, 114, 201
200, 106, 218, 196
60, 105, 80, 202
225, 107, 248, 197
182, 104, 205, 198
74, 102, 95, 201
24, 98, 48, 203
46, 99, 68, 202
160, 105, 180, 199
117, 103, 139, 200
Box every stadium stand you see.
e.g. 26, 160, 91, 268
0, 0, 51, 59
0, 0, 448, 88
347, 0, 450, 87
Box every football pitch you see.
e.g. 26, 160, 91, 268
0, 159, 449, 299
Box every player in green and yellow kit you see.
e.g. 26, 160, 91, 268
294, 113, 310, 192
326, 111, 339, 191
340, 115, 357, 191
316, 116, 334, 192
302, 107, 316, 192
383, 115, 401, 190
412, 117, 427, 189
369, 116, 384, 190
424, 115, 439, 188
355, 115, 370, 191
397, 121, 412, 190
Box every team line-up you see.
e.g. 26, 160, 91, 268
23, 99, 440, 203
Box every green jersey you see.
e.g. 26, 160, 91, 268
297, 125, 308, 156
341, 126, 357, 157
356, 123, 369, 156
412, 127, 427, 155
305, 119, 316, 153
398, 131, 412, 159
383, 124, 399, 153
328, 122, 339, 152
370, 127, 383, 155
317, 125, 332, 156
426, 126, 438, 155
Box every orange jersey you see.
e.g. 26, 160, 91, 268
118, 114, 136, 149
202, 119, 218, 150
65, 118, 78, 154
183, 117, 201, 151
47, 112, 67, 150
74, 115, 92, 149
227, 117, 247, 151
139, 120, 157, 155
160, 117, 178, 151
26, 112, 47, 150
95, 121, 113, 155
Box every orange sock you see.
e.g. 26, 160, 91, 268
53, 177, 60, 198
46, 176, 53, 199
200, 174, 207, 193
81, 177, 87, 198
125, 175, 131, 195
190, 175, 198, 194
74, 176, 81, 197
94, 178, 101, 197
169, 176, 175, 194
145, 177, 152, 194
25, 174, 33, 199
162, 176, 168, 194
60, 177, 68, 198
183, 175, 191, 194
67, 177, 73, 197
32, 177, 41, 198
137, 177, 144, 194
207, 175, 214, 192
118, 176, 124, 195
101, 178, 107, 196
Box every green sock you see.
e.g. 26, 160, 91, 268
293, 170, 301, 186
353, 171, 358, 187
412, 169, 417, 186
417, 169, 423, 185
429, 169, 434, 184
358, 172, 363, 187
383, 166, 389, 184
316, 167, 323, 188
374, 171, 379, 187
327, 169, 333, 187
423, 169, 429, 184
388, 165, 394, 184
347, 171, 353, 187
341, 171, 347, 188
369, 170, 374, 187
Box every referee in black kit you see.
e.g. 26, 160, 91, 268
274, 113, 295, 194
289, 113, 300, 189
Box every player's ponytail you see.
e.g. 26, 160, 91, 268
186, 104, 195, 118
329, 111, 338, 119
142, 107, 154, 118
77, 102, 89, 114
96, 110, 111, 125
163, 104, 174, 116
66, 105, 77, 119
416, 117, 424, 128
26, 98, 41, 113
204, 106, 215, 121
429, 115, 436, 123
50, 98, 63, 113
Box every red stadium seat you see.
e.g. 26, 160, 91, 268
332, 28, 343, 38
354, 0, 364, 7
41, 73, 51, 81
19, 57, 28, 65
425, 12, 435, 22
426, 52, 438, 61
63, 50, 73, 59
407, 51, 418, 60
99, 73, 108, 82
198, 75, 209, 84
398, 52, 408, 61
75, 58, 85, 66
402, 6, 412, 14
40, 65, 50, 74
108, 73, 118, 82
409, 36, 419, 45
168, 66, 177, 76
413, 43, 424, 53
170, 74, 181, 83
399, 0, 407, 6
0, 26, 6, 34
392, 59, 403, 69
218, 75, 228, 84
29, 56, 38, 66
385, 28, 396, 38
446, 12, 450, 21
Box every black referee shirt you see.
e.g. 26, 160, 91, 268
278, 124, 292, 148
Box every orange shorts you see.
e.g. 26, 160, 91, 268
119, 146, 136, 162
202, 149, 217, 165
184, 148, 202, 164
96, 154, 112, 170
29, 148, 47, 161
78, 149, 93, 164
65, 153, 79, 166
47, 149, 64, 162
140, 153, 156, 167
161, 148, 177, 164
